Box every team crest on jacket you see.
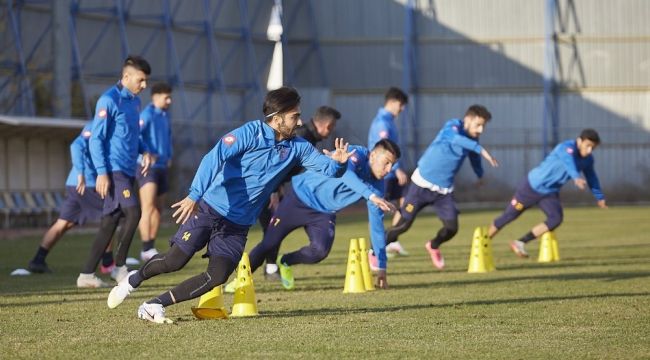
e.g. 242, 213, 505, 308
566, 147, 574, 154
223, 134, 236, 146
350, 155, 358, 163
139, 119, 145, 128
379, 130, 388, 138
98, 109, 107, 119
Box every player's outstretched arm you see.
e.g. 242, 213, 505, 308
376, 269, 388, 289
573, 177, 587, 190
369, 193, 396, 213
480, 148, 499, 167
171, 196, 197, 224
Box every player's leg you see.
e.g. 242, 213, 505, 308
28, 219, 75, 273
280, 213, 335, 266
109, 172, 142, 281
386, 178, 409, 256
385, 183, 432, 245
138, 179, 158, 261
78, 210, 122, 288
425, 194, 460, 270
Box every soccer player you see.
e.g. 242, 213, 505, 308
77, 55, 156, 288
385, 104, 498, 270
368, 87, 410, 257
488, 129, 607, 257
27, 125, 115, 274
137, 82, 173, 262
107, 87, 355, 324
258, 105, 341, 279
233, 139, 400, 291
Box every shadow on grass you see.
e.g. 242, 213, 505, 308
257, 291, 650, 318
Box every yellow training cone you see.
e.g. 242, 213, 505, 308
358, 237, 375, 291
230, 252, 259, 317
343, 238, 366, 293
538, 231, 560, 262
468, 227, 496, 273
191, 285, 228, 320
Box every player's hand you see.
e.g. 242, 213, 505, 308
76, 174, 86, 195
141, 152, 157, 176
369, 193, 396, 213
323, 138, 356, 164
268, 192, 280, 211
376, 269, 388, 289
481, 148, 499, 167
171, 196, 197, 224
573, 178, 587, 190
597, 199, 608, 209
95, 174, 110, 199
395, 168, 408, 186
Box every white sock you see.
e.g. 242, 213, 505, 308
266, 263, 278, 273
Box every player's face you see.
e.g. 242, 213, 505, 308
314, 117, 336, 138
577, 138, 598, 157
276, 106, 302, 140
369, 148, 397, 180
465, 116, 486, 138
122, 66, 148, 95
153, 93, 172, 110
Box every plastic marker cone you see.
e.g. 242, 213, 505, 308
538, 231, 560, 262
468, 227, 496, 273
358, 237, 375, 291
230, 252, 259, 317
343, 238, 366, 293
191, 285, 228, 320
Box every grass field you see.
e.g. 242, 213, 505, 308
1, 206, 649, 359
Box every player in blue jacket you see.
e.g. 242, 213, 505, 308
368, 87, 410, 257
107, 87, 355, 324
488, 129, 607, 257
77, 56, 155, 288
136, 82, 173, 262
27, 125, 109, 274
228, 139, 399, 291
385, 105, 498, 270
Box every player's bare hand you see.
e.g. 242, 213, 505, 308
395, 168, 408, 186
597, 199, 608, 209
141, 152, 157, 176
172, 197, 197, 224
95, 174, 110, 199
323, 138, 356, 164
481, 148, 499, 167
376, 269, 388, 289
76, 174, 86, 195
268, 192, 280, 211
370, 193, 396, 213
573, 178, 587, 190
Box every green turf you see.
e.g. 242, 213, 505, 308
1, 206, 649, 359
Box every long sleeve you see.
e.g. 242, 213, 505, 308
468, 152, 484, 178
451, 133, 483, 154
558, 144, 582, 180
70, 135, 86, 177
138, 110, 153, 155
297, 143, 346, 178
367, 201, 387, 269
340, 160, 378, 200
89, 97, 112, 175
583, 159, 605, 200
187, 128, 251, 201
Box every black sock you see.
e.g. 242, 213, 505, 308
102, 251, 114, 266
147, 292, 173, 306
519, 231, 536, 243
143, 239, 155, 251
32, 246, 49, 264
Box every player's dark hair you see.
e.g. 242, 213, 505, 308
263, 87, 301, 120
465, 104, 492, 122
123, 55, 151, 75
151, 82, 172, 95
579, 128, 601, 144
373, 138, 401, 159
313, 106, 341, 122
385, 87, 408, 105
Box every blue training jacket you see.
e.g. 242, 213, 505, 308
417, 118, 484, 189
528, 139, 605, 200
66, 124, 97, 187
367, 107, 401, 178
292, 146, 389, 269
188, 120, 346, 226
89, 82, 147, 177
138, 103, 172, 169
